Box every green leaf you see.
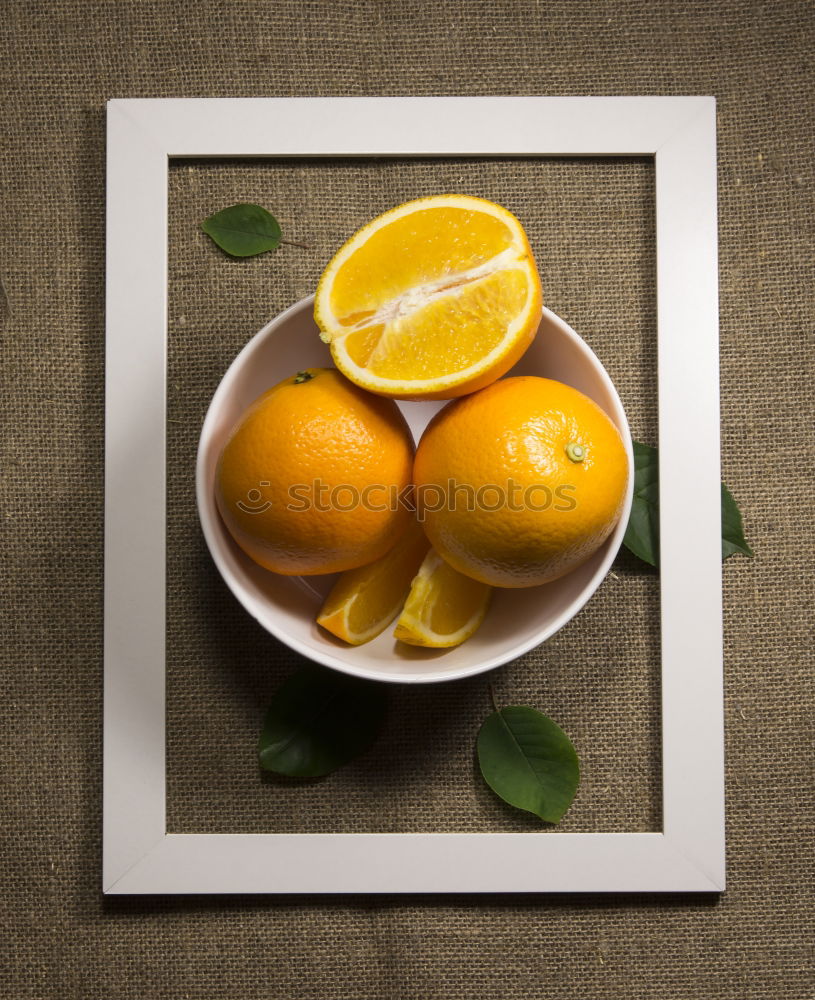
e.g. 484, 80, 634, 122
721, 481, 754, 559
201, 202, 282, 257
477, 706, 580, 823
258, 664, 387, 777
622, 441, 753, 566
622, 441, 660, 566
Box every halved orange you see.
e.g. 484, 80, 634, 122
393, 548, 492, 648
314, 195, 543, 400
317, 520, 430, 645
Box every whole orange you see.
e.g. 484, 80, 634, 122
215, 368, 414, 575
413, 376, 629, 587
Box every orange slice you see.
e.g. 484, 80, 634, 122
393, 549, 492, 648
317, 520, 430, 645
314, 195, 543, 400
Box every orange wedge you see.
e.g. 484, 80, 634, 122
314, 195, 543, 400
317, 520, 430, 645
393, 548, 492, 648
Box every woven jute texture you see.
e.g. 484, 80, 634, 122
2, 2, 813, 999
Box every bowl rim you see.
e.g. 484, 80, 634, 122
196, 296, 635, 685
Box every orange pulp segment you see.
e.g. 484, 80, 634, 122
317, 520, 430, 645
393, 548, 492, 648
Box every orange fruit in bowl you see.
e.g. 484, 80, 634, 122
317, 518, 430, 645
393, 548, 493, 648
215, 367, 414, 576
413, 376, 630, 588
314, 195, 543, 400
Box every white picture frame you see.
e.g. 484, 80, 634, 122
104, 96, 723, 894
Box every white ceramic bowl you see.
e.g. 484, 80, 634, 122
197, 297, 634, 684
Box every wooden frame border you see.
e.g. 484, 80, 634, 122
104, 97, 723, 894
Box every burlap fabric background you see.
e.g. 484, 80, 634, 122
167, 156, 661, 836
2, 2, 812, 998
